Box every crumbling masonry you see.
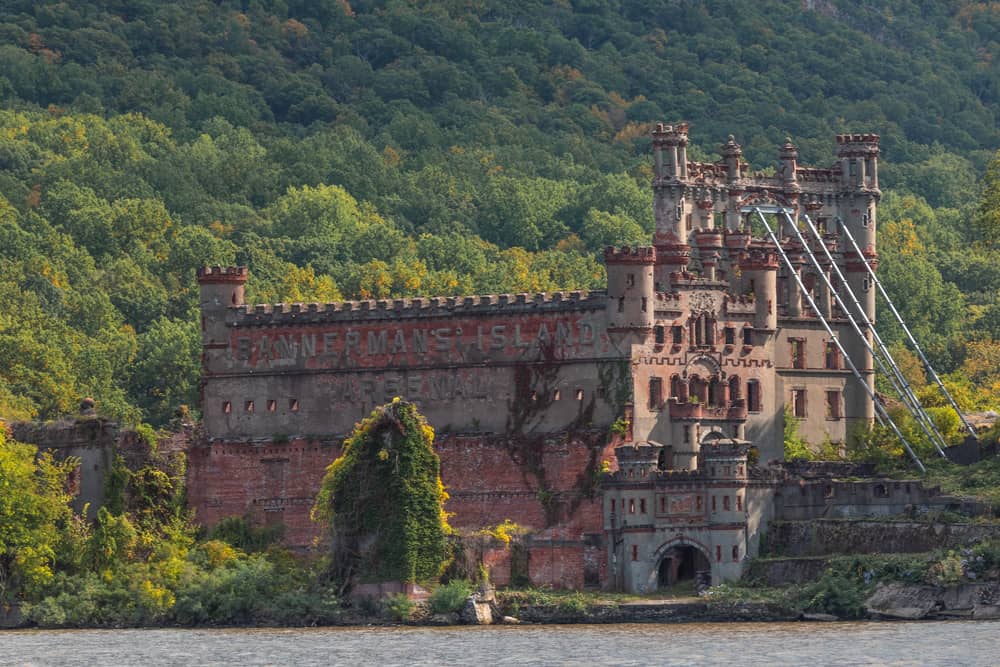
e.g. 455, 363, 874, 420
190, 123, 882, 591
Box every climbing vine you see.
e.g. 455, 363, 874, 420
313, 399, 450, 587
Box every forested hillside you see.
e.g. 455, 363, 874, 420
0, 0, 997, 427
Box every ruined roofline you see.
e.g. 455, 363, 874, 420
227, 289, 607, 326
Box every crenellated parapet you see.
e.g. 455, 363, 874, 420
737, 247, 780, 271
603, 245, 656, 265
197, 266, 248, 284
228, 290, 605, 326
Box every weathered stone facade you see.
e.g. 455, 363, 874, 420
190, 123, 880, 590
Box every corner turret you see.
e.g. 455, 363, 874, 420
605, 246, 656, 331
197, 266, 247, 369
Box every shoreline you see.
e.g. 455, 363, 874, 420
6, 596, 998, 630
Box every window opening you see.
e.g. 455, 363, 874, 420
747, 380, 762, 412
825, 342, 840, 369
649, 377, 663, 409
826, 390, 842, 420
792, 389, 807, 418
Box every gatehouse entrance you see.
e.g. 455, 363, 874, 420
657, 545, 711, 589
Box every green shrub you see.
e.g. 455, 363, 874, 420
802, 572, 868, 619
383, 592, 415, 621
429, 579, 473, 614
556, 592, 589, 616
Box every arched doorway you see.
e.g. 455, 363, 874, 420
656, 545, 711, 590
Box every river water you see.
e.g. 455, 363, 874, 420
3, 621, 997, 666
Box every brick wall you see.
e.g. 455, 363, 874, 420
187, 429, 618, 587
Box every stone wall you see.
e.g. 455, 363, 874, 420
774, 478, 940, 521
11, 418, 119, 519
763, 519, 1000, 558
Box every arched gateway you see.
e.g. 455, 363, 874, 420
654, 539, 712, 589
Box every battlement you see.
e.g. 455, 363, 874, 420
835, 133, 880, 145
738, 248, 780, 271
604, 245, 656, 264
670, 271, 729, 288
229, 290, 606, 326
795, 167, 838, 182
651, 121, 689, 144
197, 266, 248, 284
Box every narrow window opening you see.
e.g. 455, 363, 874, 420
711, 496, 717, 511
660, 496, 666, 513
629, 499, 635, 514
641, 296, 648, 312
724, 327, 735, 345
736, 495, 742, 511
732, 545, 740, 561
743, 328, 753, 346
289, 399, 299, 412
723, 496, 730, 511
640, 498, 646, 513
576, 389, 584, 401
222, 401, 232, 414
267, 399, 276, 412
792, 389, 807, 418
671, 325, 683, 344
655, 325, 665, 344
626, 273, 635, 287
826, 390, 842, 419
617, 297, 625, 313
632, 545, 639, 561
747, 380, 761, 412
649, 377, 663, 409
825, 342, 840, 369
553, 389, 561, 401
245, 400, 255, 413
791, 338, 805, 369
716, 545, 722, 562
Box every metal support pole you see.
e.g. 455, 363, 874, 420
789, 212, 948, 458
838, 217, 977, 439
750, 207, 925, 472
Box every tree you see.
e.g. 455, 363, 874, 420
312, 399, 450, 589
0, 430, 75, 603
974, 150, 1000, 249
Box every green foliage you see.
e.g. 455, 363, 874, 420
313, 399, 450, 585
382, 592, 416, 622
428, 579, 473, 614
782, 407, 813, 461
208, 516, 285, 554
0, 430, 75, 603
0, 0, 993, 427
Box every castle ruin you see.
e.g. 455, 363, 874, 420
190, 123, 883, 591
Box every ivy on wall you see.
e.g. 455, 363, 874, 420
312, 399, 450, 587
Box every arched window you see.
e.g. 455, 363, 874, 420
690, 376, 708, 404
670, 375, 681, 399
693, 314, 715, 347
708, 377, 723, 407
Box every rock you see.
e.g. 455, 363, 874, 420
973, 604, 1000, 620
460, 595, 493, 625
864, 582, 940, 620
801, 613, 839, 622
427, 613, 459, 625
501, 616, 521, 625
